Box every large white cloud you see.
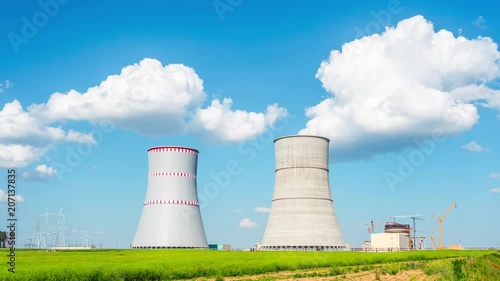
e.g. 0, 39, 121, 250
1, 58, 285, 168
29, 59, 205, 136
29, 58, 286, 139
300, 15, 500, 161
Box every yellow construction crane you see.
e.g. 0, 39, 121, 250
429, 235, 438, 249
433, 202, 457, 249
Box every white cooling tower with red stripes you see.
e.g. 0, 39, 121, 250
132, 146, 208, 249
260, 135, 346, 251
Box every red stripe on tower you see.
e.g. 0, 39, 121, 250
143, 200, 200, 206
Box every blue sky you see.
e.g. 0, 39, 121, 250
0, 0, 499, 249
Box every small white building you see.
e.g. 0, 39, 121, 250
51, 246, 92, 250
371, 233, 410, 251
415, 237, 426, 250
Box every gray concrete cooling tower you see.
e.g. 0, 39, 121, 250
260, 135, 346, 251
132, 146, 208, 249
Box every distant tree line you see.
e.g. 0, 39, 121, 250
0, 231, 7, 248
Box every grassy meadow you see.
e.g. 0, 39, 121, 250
0, 249, 498, 280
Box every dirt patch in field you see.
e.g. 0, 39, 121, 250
302, 269, 435, 281
194, 266, 436, 281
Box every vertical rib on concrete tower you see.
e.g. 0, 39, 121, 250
260, 135, 346, 251
132, 146, 208, 249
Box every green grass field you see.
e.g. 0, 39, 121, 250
0, 249, 498, 280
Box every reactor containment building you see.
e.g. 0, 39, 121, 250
260, 135, 346, 251
132, 146, 208, 249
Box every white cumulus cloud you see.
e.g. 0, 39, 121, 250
255, 207, 271, 213
239, 218, 259, 228
462, 141, 489, 153
0, 144, 46, 168
490, 173, 500, 179
1, 58, 285, 168
192, 99, 287, 142
489, 188, 500, 193
21, 164, 57, 181
300, 15, 500, 161
473, 16, 487, 29
0, 100, 95, 168
65, 130, 97, 144
0, 80, 14, 93
1, 100, 96, 148
450, 85, 500, 113
29, 58, 286, 141
29, 59, 205, 136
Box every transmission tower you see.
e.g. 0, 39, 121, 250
80, 231, 90, 248
30, 208, 67, 250
56, 209, 66, 247
30, 212, 46, 249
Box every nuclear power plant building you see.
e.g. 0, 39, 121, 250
260, 135, 346, 251
132, 146, 208, 249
